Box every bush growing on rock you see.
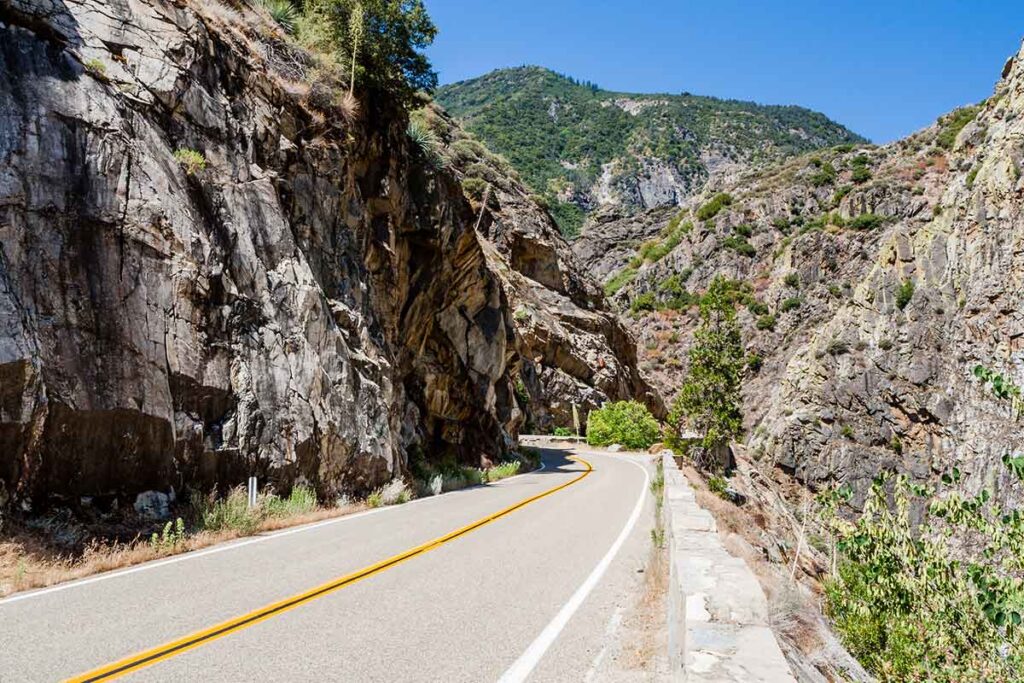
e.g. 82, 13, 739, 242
586, 401, 661, 449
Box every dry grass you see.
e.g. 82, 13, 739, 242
0, 501, 364, 598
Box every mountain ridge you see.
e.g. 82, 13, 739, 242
436, 65, 866, 235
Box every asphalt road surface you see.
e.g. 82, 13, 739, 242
0, 449, 653, 682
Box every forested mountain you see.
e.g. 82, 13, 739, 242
437, 66, 865, 235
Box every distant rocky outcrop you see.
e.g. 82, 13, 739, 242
0, 0, 655, 512
575, 40, 1024, 507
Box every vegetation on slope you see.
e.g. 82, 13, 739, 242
437, 66, 866, 234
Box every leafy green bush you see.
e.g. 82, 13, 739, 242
630, 291, 658, 314
810, 161, 837, 187
300, 0, 437, 104
756, 314, 777, 330
784, 272, 800, 288
604, 267, 637, 296
851, 165, 872, 184
822, 465, 1024, 682
780, 297, 802, 313
696, 192, 733, 221
936, 105, 981, 150
553, 427, 573, 437
586, 401, 661, 449
173, 149, 207, 175
723, 236, 755, 257
895, 279, 915, 310
849, 213, 885, 230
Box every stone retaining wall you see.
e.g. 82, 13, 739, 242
664, 453, 795, 682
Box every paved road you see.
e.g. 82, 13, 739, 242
0, 449, 654, 682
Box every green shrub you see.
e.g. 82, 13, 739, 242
707, 475, 729, 498
553, 427, 573, 437
586, 401, 661, 449
810, 161, 837, 187
696, 192, 733, 221
756, 314, 777, 330
821, 465, 1024, 682
851, 165, 872, 184
723, 236, 755, 257
461, 177, 489, 200
780, 297, 802, 313
173, 149, 207, 175
936, 105, 981, 150
604, 267, 637, 296
263, 486, 318, 518
630, 291, 658, 314
895, 279, 915, 310
784, 272, 800, 288
849, 213, 885, 230
747, 300, 769, 316
83, 57, 107, 77
732, 224, 753, 238
407, 119, 445, 169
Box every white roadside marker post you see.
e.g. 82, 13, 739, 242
247, 476, 258, 508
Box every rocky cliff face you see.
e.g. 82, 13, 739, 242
576, 42, 1024, 506
0, 0, 654, 512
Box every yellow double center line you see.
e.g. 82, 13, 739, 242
68, 457, 593, 682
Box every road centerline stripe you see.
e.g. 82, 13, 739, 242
64, 457, 592, 682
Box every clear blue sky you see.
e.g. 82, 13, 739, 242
424, 0, 1022, 143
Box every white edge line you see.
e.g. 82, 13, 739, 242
497, 453, 650, 683
0, 460, 548, 607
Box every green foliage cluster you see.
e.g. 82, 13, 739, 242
436, 67, 864, 234
259, 0, 300, 33
192, 485, 318, 534
780, 297, 803, 313
809, 159, 837, 187
895, 279, 915, 310
696, 193, 734, 221
936, 105, 981, 150
667, 276, 745, 461
723, 235, 755, 257
974, 365, 1023, 418
300, 0, 437, 103
637, 214, 692, 263
553, 427, 574, 437
756, 314, 777, 331
150, 518, 185, 551
604, 267, 637, 296
822, 466, 1024, 682
783, 272, 800, 288
849, 154, 873, 184
173, 149, 206, 175
849, 213, 885, 230
585, 401, 661, 449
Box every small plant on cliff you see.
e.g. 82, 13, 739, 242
667, 276, 745, 467
936, 105, 981, 150
604, 267, 637, 296
259, 0, 299, 33
849, 212, 885, 230
895, 279, 915, 310
173, 149, 207, 176
586, 401, 660, 450
83, 58, 107, 78
696, 192, 733, 221
407, 118, 445, 169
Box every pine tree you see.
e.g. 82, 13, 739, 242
668, 275, 745, 469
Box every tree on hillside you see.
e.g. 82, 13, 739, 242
668, 275, 745, 470
301, 0, 437, 103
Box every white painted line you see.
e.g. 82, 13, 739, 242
0, 460, 547, 607
498, 454, 650, 683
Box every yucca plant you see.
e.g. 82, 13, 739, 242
259, 0, 298, 34
407, 119, 446, 170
